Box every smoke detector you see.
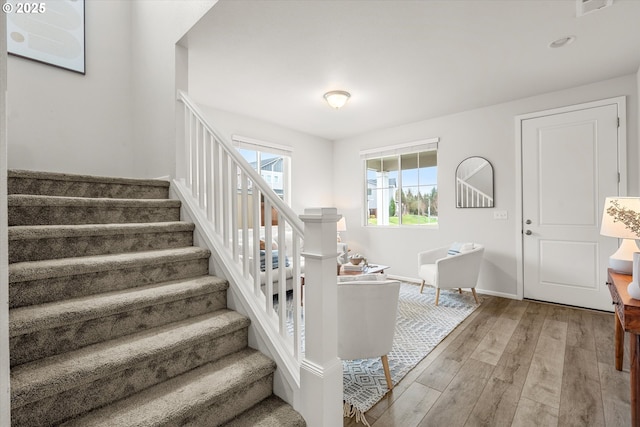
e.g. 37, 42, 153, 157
577, 0, 613, 17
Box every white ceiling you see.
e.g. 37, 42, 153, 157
186, 0, 640, 141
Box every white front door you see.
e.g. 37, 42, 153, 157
521, 102, 621, 311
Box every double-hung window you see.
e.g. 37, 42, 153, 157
362, 138, 438, 226
233, 135, 292, 205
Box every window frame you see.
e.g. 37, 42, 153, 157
232, 134, 292, 205
361, 138, 439, 227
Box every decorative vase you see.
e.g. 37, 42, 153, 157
628, 252, 640, 299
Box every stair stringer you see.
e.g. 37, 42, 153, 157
169, 180, 302, 411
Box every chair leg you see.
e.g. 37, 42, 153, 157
435, 288, 440, 306
471, 288, 479, 304
381, 355, 393, 390
420, 280, 425, 294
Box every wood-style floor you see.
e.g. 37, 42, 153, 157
344, 289, 631, 427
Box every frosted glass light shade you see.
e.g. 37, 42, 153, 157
323, 90, 350, 109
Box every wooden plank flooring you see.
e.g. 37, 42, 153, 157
344, 291, 631, 427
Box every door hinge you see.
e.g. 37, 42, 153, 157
618, 172, 621, 183
617, 117, 620, 127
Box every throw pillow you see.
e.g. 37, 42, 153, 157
447, 242, 475, 256
260, 250, 290, 272
259, 239, 278, 250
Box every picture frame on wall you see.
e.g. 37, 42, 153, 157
6, 0, 85, 74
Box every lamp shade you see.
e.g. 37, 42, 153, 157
601, 197, 640, 274
337, 217, 347, 232
601, 197, 640, 239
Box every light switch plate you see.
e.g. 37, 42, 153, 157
493, 210, 508, 220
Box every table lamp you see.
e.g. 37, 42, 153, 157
337, 217, 347, 242
600, 197, 640, 275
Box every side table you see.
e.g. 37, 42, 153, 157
607, 268, 640, 426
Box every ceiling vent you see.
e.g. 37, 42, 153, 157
577, 0, 613, 17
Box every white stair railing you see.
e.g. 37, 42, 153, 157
456, 177, 494, 208
175, 91, 341, 426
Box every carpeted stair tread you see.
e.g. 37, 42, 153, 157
8, 169, 169, 199
8, 195, 181, 226
11, 309, 250, 408
10, 275, 228, 337
8, 221, 194, 240
8, 194, 179, 207
9, 247, 211, 283
60, 349, 275, 427
8, 222, 196, 262
224, 396, 306, 427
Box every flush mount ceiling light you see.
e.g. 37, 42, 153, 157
323, 90, 351, 109
549, 35, 576, 48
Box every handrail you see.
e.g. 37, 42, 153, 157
177, 91, 304, 236
175, 90, 305, 385
175, 91, 343, 425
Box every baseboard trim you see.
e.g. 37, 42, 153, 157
474, 288, 519, 300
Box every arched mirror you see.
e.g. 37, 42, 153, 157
456, 157, 494, 208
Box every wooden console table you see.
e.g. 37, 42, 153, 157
607, 269, 640, 426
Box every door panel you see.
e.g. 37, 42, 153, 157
522, 104, 619, 311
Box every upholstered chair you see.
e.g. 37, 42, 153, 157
417, 243, 484, 306
337, 278, 401, 390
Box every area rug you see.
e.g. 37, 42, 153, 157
342, 282, 480, 425
276, 282, 480, 426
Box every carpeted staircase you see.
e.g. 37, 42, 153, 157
7, 169, 305, 427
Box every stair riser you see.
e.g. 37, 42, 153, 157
8, 178, 169, 199
181, 374, 275, 427
10, 290, 227, 366
9, 231, 194, 263
12, 327, 249, 427
9, 205, 180, 226
10, 258, 209, 308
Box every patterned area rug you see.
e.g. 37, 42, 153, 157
342, 282, 480, 425
276, 282, 480, 425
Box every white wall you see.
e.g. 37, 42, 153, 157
1, 7, 10, 426
6, 0, 216, 179
333, 74, 638, 298
7, 1, 135, 177
130, 0, 217, 179
198, 106, 334, 214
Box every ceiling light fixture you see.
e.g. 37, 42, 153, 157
323, 90, 351, 109
549, 35, 576, 48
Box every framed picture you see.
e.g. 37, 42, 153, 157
6, 0, 85, 74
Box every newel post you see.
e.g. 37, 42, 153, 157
299, 208, 342, 427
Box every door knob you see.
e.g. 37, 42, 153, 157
525, 230, 532, 235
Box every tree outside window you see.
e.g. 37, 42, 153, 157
366, 149, 437, 226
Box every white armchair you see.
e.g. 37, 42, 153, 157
417, 243, 484, 306
337, 279, 401, 390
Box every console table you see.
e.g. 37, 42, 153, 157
607, 269, 640, 426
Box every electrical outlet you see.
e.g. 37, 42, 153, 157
493, 210, 508, 220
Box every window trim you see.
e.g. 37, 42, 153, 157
232, 134, 292, 205
361, 138, 439, 227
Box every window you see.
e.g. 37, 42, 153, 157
362, 138, 438, 226
233, 135, 292, 204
